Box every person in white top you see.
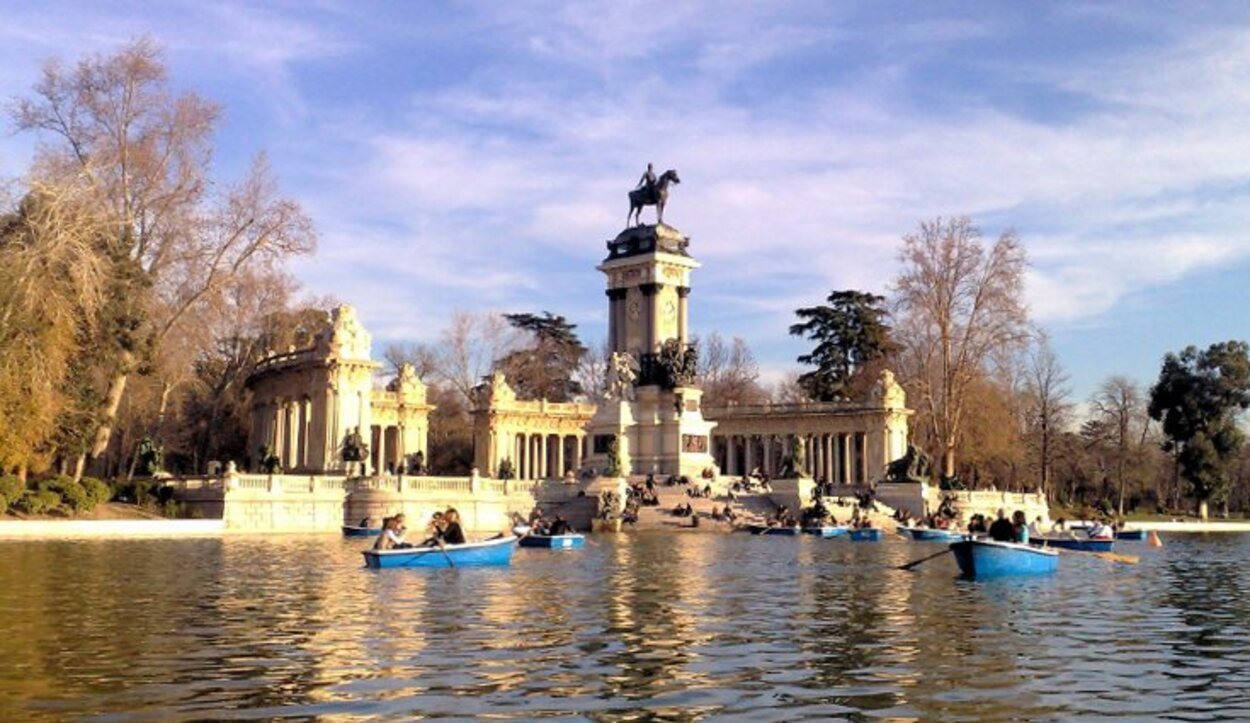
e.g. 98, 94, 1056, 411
1028, 516, 1045, 540
1087, 519, 1114, 540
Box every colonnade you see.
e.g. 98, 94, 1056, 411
713, 432, 869, 484
370, 422, 427, 475
509, 432, 585, 480
252, 397, 317, 471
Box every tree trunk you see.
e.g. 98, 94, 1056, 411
17, 464, 27, 484
90, 354, 133, 471
943, 445, 955, 479
1198, 499, 1209, 521
72, 453, 86, 483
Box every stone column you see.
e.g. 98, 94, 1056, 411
763, 436, 774, 476
858, 433, 868, 483
677, 286, 690, 346
825, 434, 834, 483
556, 436, 566, 477
271, 402, 283, 461
640, 283, 660, 352
845, 430, 855, 480
606, 288, 626, 352
727, 436, 738, 477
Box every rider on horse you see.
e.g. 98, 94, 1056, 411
636, 163, 657, 196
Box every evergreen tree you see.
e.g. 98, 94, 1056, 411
1148, 341, 1250, 519
496, 312, 587, 402
789, 290, 897, 401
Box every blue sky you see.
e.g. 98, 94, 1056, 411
3, 1, 1250, 402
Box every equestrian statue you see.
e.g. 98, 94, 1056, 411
628, 163, 681, 227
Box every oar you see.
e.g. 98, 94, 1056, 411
437, 541, 456, 568
1052, 547, 1138, 565
898, 548, 953, 571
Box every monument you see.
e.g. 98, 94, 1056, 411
582, 166, 717, 479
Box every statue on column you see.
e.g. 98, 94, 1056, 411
627, 166, 681, 227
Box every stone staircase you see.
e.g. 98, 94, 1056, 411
629, 480, 736, 531
531, 477, 903, 534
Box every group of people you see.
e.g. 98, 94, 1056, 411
731, 473, 773, 494
372, 508, 467, 551
627, 477, 661, 507
519, 509, 573, 536
967, 509, 1124, 545
894, 509, 955, 530
686, 483, 715, 499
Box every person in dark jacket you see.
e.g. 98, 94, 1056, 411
440, 508, 467, 545
988, 509, 1016, 542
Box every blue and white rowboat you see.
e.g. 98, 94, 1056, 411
898, 526, 964, 543
362, 536, 517, 569
342, 525, 382, 537
849, 528, 883, 542
951, 539, 1058, 578
803, 525, 850, 538
1031, 537, 1114, 553
519, 533, 585, 549
1115, 529, 1147, 541
747, 524, 801, 536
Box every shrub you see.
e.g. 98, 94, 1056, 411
13, 490, 62, 515
0, 475, 25, 511
36, 476, 91, 514
80, 477, 112, 508
114, 478, 156, 506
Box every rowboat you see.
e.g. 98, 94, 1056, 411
951, 539, 1059, 578
803, 525, 849, 538
342, 524, 382, 537
1115, 529, 1147, 541
849, 528, 883, 542
897, 526, 964, 542
1031, 537, 1115, 553
519, 533, 585, 549
362, 536, 517, 569
747, 524, 801, 536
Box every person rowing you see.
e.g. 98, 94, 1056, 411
441, 508, 467, 545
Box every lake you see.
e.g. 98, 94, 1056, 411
0, 532, 1247, 721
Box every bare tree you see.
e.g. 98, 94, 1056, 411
435, 311, 516, 404
575, 338, 611, 404
770, 371, 809, 405
383, 342, 439, 380
12, 38, 317, 473
1090, 375, 1147, 516
1023, 334, 1072, 498
893, 216, 1029, 478
697, 332, 768, 407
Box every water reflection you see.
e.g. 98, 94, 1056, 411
0, 533, 1248, 720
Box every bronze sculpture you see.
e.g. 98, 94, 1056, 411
628, 167, 680, 227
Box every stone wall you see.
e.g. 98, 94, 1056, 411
171, 472, 556, 533
869, 481, 1050, 526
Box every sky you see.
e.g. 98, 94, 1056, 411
3, 1, 1250, 402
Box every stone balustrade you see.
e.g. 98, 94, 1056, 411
168, 470, 555, 533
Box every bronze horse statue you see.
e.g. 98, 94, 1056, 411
628, 169, 680, 227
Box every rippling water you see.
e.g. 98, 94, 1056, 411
0, 532, 1247, 721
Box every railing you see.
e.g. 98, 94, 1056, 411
706, 400, 878, 417
248, 347, 319, 375
397, 476, 473, 494
234, 474, 271, 490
